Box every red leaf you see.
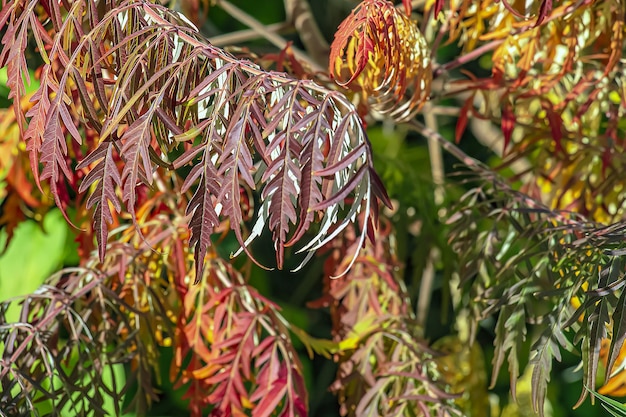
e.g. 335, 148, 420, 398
534, 0, 553, 27
285, 129, 324, 247
434, 0, 444, 16
2, 20, 28, 136
455, 96, 474, 143
24, 75, 51, 190
311, 163, 367, 211
255, 383, 288, 417
501, 101, 515, 154
328, 0, 378, 85
120, 112, 155, 229
401, 0, 412, 15
542, 103, 563, 153
77, 141, 122, 262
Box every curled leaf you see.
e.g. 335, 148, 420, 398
329, 0, 432, 121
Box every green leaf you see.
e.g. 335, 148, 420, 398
588, 388, 626, 417
0, 209, 69, 321
608, 277, 626, 380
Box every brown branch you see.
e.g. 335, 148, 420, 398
217, 0, 325, 73
209, 22, 292, 46
283, 0, 329, 68
416, 102, 444, 329
407, 119, 583, 227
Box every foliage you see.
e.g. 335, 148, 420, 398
449, 0, 626, 222
588, 389, 626, 417
329, 0, 431, 121
310, 218, 458, 416
1, 0, 626, 416
173, 252, 309, 416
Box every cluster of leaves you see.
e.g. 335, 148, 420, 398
329, 0, 431, 121
1, 0, 390, 276
427, 0, 626, 413
311, 217, 458, 417
3, 0, 626, 415
0, 94, 53, 246
447, 0, 626, 222
0, 208, 315, 416
0, 0, 457, 416
173, 254, 308, 416
448, 167, 626, 415
0, 236, 168, 416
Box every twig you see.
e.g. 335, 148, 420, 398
217, 0, 326, 74
429, 105, 459, 116
415, 13, 446, 329
424, 112, 445, 207
415, 102, 444, 329
283, 0, 329, 68
433, 39, 504, 77
209, 22, 291, 46
407, 119, 582, 229
409, 119, 490, 175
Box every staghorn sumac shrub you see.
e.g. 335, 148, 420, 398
1, 0, 626, 416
